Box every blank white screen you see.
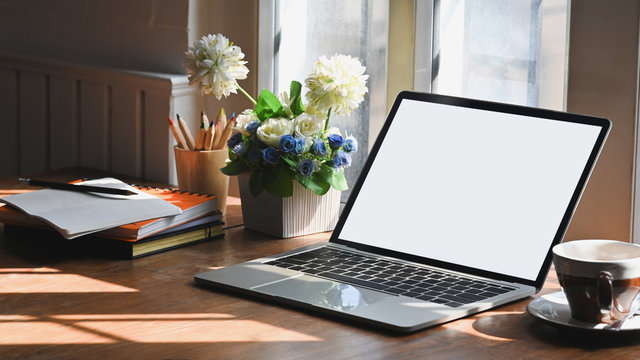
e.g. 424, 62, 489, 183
337, 99, 602, 280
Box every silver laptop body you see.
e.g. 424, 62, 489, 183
195, 91, 610, 333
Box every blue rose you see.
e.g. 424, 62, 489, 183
262, 147, 279, 165
331, 152, 342, 167
338, 151, 352, 167
343, 137, 358, 153
227, 132, 243, 148
245, 120, 259, 134
293, 137, 306, 155
279, 134, 296, 153
231, 142, 247, 156
327, 134, 345, 150
297, 159, 315, 177
310, 138, 327, 156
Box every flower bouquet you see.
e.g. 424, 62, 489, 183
185, 34, 368, 199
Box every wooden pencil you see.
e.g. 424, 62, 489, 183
217, 108, 227, 132
203, 112, 215, 150
176, 114, 196, 150
194, 112, 208, 150
215, 116, 236, 150
211, 122, 222, 151
168, 117, 187, 149
211, 108, 226, 150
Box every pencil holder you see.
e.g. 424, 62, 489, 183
174, 146, 229, 213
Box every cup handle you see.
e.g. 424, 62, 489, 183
597, 271, 613, 315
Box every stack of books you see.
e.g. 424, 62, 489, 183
0, 177, 224, 258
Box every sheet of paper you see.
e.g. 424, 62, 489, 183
1, 178, 182, 239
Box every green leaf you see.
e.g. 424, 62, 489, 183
294, 168, 331, 196
309, 174, 331, 195
249, 170, 264, 196
282, 156, 297, 168
289, 81, 305, 116
255, 89, 285, 121
264, 165, 294, 197
220, 160, 250, 176
326, 167, 348, 191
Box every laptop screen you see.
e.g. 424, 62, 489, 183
334, 93, 609, 284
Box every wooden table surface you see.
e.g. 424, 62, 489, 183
2, 170, 640, 359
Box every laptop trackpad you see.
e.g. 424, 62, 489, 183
254, 275, 392, 312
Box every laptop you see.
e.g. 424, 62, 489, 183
195, 91, 610, 333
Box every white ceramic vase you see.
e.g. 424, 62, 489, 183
238, 174, 341, 238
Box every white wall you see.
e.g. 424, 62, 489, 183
0, 0, 189, 74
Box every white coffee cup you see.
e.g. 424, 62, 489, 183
553, 239, 640, 323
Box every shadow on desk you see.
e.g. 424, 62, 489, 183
529, 321, 640, 349
472, 309, 640, 347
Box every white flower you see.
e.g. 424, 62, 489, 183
293, 113, 324, 139
278, 92, 295, 118
234, 109, 258, 134
305, 54, 369, 115
185, 34, 249, 100
257, 117, 294, 147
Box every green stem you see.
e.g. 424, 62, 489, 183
236, 82, 257, 105
324, 107, 332, 131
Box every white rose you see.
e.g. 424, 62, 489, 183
257, 117, 293, 147
293, 113, 324, 139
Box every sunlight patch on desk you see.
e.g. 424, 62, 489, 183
0, 271, 139, 293
54, 313, 322, 343
0, 267, 61, 273
0, 313, 321, 345
0, 321, 115, 345
442, 311, 522, 342
54, 313, 235, 320
0, 315, 36, 321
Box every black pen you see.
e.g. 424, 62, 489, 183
19, 178, 137, 196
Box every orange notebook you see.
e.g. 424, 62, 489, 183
0, 184, 219, 240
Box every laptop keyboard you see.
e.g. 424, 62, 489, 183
265, 246, 517, 308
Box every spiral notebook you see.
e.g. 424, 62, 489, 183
0, 178, 218, 240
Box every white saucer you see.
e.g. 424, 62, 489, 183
527, 291, 640, 332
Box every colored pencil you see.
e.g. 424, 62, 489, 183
203, 114, 215, 150
211, 108, 226, 150
168, 117, 187, 149
176, 114, 196, 150
194, 111, 208, 150
215, 113, 236, 150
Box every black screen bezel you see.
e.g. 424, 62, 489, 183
329, 91, 611, 291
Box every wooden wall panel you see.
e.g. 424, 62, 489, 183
0, 69, 18, 180
0, 54, 196, 183
110, 85, 143, 178
49, 75, 79, 170
79, 81, 110, 171
18, 72, 48, 176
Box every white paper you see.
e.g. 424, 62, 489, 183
1, 178, 182, 239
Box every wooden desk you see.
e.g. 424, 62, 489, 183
1, 172, 640, 359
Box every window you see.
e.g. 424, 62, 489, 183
420, 0, 569, 110
259, 0, 389, 201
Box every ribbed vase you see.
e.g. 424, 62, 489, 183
238, 174, 341, 238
